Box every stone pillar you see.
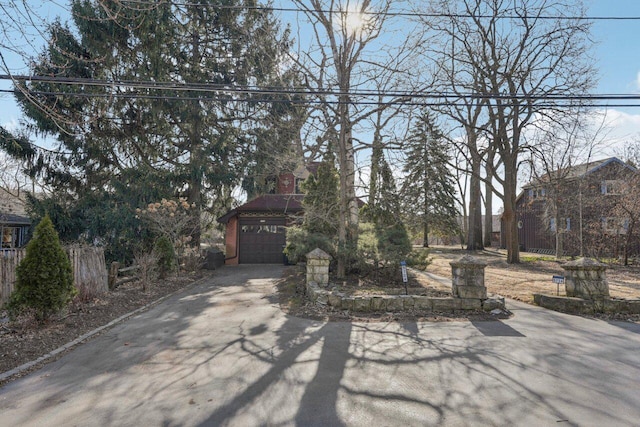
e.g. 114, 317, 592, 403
306, 248, 331, 287
450, 255, 488, 299
562, 258, 609, 299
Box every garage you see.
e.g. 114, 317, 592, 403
238, 217, 287, 264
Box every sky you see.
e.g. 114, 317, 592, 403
1, 1, 640, 205
583, 1, 640, 147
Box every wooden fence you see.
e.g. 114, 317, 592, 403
0, 246, 108, 307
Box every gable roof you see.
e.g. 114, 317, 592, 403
218, 194, 304, 224
525, 157, 636, 188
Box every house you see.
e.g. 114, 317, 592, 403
0, 189, 31, 249
502, 157, 638, 256
1, 213, 30, 249
218, 164, 319, 264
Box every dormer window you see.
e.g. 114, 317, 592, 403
528, 188, 546, 199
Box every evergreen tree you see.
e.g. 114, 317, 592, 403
8, 216, 75, 321
284, 151, 340, 262
301, 151, 340, 236
401, 111, 461, 247
11, 0, 294, 252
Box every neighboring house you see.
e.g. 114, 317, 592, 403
502, 157, 638, 256
218, 164, 319, 265
0, 213, 31, 249
0, 189, 31, 249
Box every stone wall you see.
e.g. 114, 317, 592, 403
534, 294, 640, 314
305, 281, 504, 313
304, 251, 505, 313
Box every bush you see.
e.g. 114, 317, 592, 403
376, 223, 412, 267
135, 250, 159, 292
406, 248, 431, 271
7, 216, 76, 322
154, 236, 176, 278
284, 226, 335, 264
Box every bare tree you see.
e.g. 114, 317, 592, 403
291, 0, 418, 277
421, 0, 595, 262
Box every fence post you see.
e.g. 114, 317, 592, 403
108, 261, 120, 290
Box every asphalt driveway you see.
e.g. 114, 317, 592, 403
1, 265, 639, 426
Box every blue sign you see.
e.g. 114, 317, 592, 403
552, 275, 564, 284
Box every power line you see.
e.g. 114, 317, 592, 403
90, 1, 640, 21
2, 75, 640, 104
2, 88, 639, 109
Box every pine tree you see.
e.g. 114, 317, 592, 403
302, 152, 340, 237
12, 0, 293, 252
401, 111, 461, 247
8, 216, 75, 321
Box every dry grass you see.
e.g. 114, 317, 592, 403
426, 246, 640, 303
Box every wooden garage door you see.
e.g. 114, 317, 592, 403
239, 218, 286, 264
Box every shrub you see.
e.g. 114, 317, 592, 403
154, 236, 176, 278
284, 226, 335, 264
135, 250, 159, 292
180, 246, 203, 273
7, 216, 76, 322
376, 223, 412, 267
406, 248, 431, 271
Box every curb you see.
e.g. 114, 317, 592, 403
0, 274, 212, 383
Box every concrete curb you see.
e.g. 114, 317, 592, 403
0, 274, 212, 383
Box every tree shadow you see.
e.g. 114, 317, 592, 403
2, 265, 640, 426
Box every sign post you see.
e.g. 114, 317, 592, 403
552, 275, 565, 296
401, 260, 408, 295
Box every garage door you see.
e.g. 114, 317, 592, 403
239, 218, 286, 264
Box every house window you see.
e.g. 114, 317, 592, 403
294, 178, 305, 194
601, 180, 621, 195
1, 226, 21, 249
528, 188, 546, 199
602, 217, 627, 234
550, 218, 570, 232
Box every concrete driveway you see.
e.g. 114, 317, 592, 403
1, 265, 639, 427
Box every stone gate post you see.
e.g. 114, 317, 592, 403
306, 248, 331, 287
450, 255, 488, 299
562, 258, 609, 299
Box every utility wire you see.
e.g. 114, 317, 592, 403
2, 89, 639, 108
84, 1, 640, 21
2, 75, 640, 103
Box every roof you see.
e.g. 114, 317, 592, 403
525, 157, 636, 188
218, 194, 304, 223
0, 213, 31, 225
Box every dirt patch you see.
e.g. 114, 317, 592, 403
0, 272, 208, 387
426, 246, 640, 304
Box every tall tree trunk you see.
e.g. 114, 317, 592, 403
467, 156, 484, 250
423, 221, 429, 247
483, 154, 494, 247
503, 157, 520, 263
555, 211, 563, 259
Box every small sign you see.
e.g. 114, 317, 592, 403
552, 275, 564, 296
400, 261, 408, 283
